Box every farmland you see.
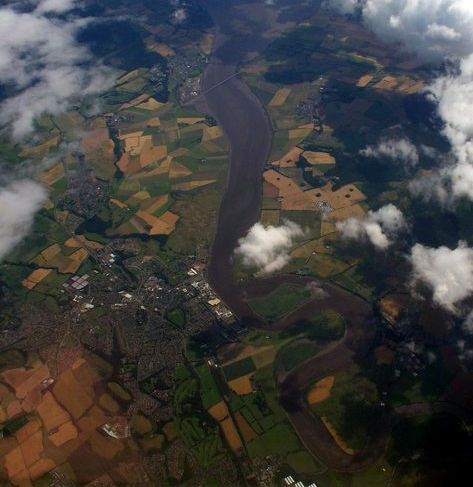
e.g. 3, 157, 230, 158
247, 283, 312, 322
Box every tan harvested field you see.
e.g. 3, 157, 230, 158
48, 421, 78, 447
228, 373, 254, 395
116, 69, 139, 85
28, 458, 56, 481
154, 43, 175, 56
169, 160, 192, 178
76, 405, 107, 434
208, 401, 229, 422
21, 136, 60, 158
155, 155, 172, 175
89, 431, 124, 460
140, 194, 169, 214
15, 418, 41, 444
53, 369, 93, 420
20, 429, 43, 467
60, 248, 88, 274
273, 146, 303, 168
242, 64, 268, 74
288, 127, 313, 139
303, 151, 336, 165
373, 75, 398, 90
264, 169, 315, 211
320, 221, 336, 236
220, 417, 243, 453
80, 128, 112, 154
306, 182, 367, 211
149, 211, 180, 235
172, 179, 216, 191
140, 143, 167, 168
22, 268, 53, 290
147, 117, 161, 127
2, 360, 49, 403
177, 117, 205, 125
356, 74, 374, 87
329, 204, 366, 221
202, 126, 223, 141
40, 163, 65, 186
120, 93, 150, 110
269, 87, 291, 107
263, 180, 279, 198
37, 391, 71, 431
234, 412, 257, 443
397, 79, 425, 94
321, 417, 356, 455
138, 97, 164, 110
40, 243, 61, 262
261, 209, 280, 227
64, 236, 103, 250
110, 198, 128, 209
127, 190, 151, 205
220, 344, 273, 366
307, 376, 335, 404
1, 353, 135, 486
4, 447, 27, 482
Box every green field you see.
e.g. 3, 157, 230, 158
279, 340, 322, 371
286, 450, 322, 475
248, 283, 312, 322
247, 422, 301, 458
196, 363, 223, 409
311, 365, 382, 451
222, 357, 256, 382
167, 307, 186, 327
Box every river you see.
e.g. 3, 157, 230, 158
195, 0, 388, 472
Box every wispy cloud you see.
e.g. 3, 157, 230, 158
336, 204, 406, 249
0, 179, 46, 260
0, 0, 115, 139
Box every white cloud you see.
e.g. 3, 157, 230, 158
325, 0, 359, 15
0, 180, 47, 260
327, 0, 473, 204
235, 220, 304, 276
361, 137, 420, 168
327, 0, 473, 62
0, 1, 115, 139
35, 0, 77, 14
336, 203, 406, 249
410, 242, 473, 312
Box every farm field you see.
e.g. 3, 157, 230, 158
0, 351, 144, 485
310, 365, 381, 452
247, 283, 312, 322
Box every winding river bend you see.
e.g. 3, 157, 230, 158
196, 0, 385, 472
